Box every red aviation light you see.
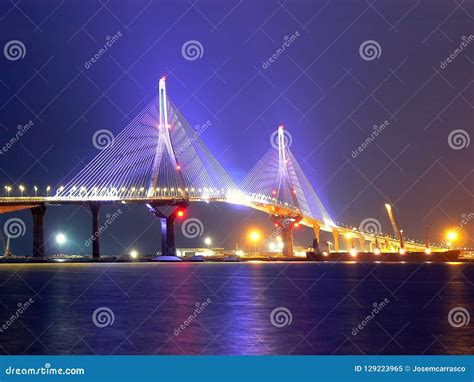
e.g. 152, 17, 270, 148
176, 210, 185, 218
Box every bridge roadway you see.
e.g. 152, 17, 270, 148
0, 195, 445, 259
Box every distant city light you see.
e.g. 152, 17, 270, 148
204, 237, 212, 246
55, 233, 66, 245
349, 248, 357, 257
374, 248, 381, 255
130, 250, 138, 259
235, 250, 244, 257
424, 248, 432, 255
268, 242, 276, 250
399, 248, 406, 255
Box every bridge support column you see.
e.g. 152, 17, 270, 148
160, 214, 177, 257
358, 235, 365, 251
313, 224, 320, 245
332, 229, 339, 252
149, 204, 187, 257
90, 203, 101, 260
31, 205, 46, 258
281, 225, 294, 257
271, 214, 302, 257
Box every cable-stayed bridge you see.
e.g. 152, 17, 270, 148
0, 79, 447, 258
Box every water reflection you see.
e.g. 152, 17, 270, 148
0, 262, 472, 355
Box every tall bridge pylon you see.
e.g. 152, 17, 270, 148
240, 125, 334, 255
54, 77, 237, 257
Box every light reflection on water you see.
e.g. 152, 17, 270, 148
0, 262, 472, 355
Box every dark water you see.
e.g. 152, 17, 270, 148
0, 262, 472, 355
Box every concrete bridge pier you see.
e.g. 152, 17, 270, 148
313, 224, 320, 245
160, 214, 177, 257
89, 203, 101, 260
332, 229, 340, 252
149, 204, 187, 257
281, 224, 294, 257
31, 204, 47, 258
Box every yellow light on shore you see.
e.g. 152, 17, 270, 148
349, 248, 357, 257
374, 248, 381, 255
446, 230, 458, 242
248, 230, 261, 243
399, 248, 406, 255
424, 248, 432, 255
130, 250, 138, 259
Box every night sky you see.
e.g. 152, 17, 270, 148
0, 0, 472, 256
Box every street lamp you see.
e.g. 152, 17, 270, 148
248, 230, 261, 256
446, 230, 458, 244
55, 233, 66, 254
204, 237, 212, 248
19, 185, 25, 197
